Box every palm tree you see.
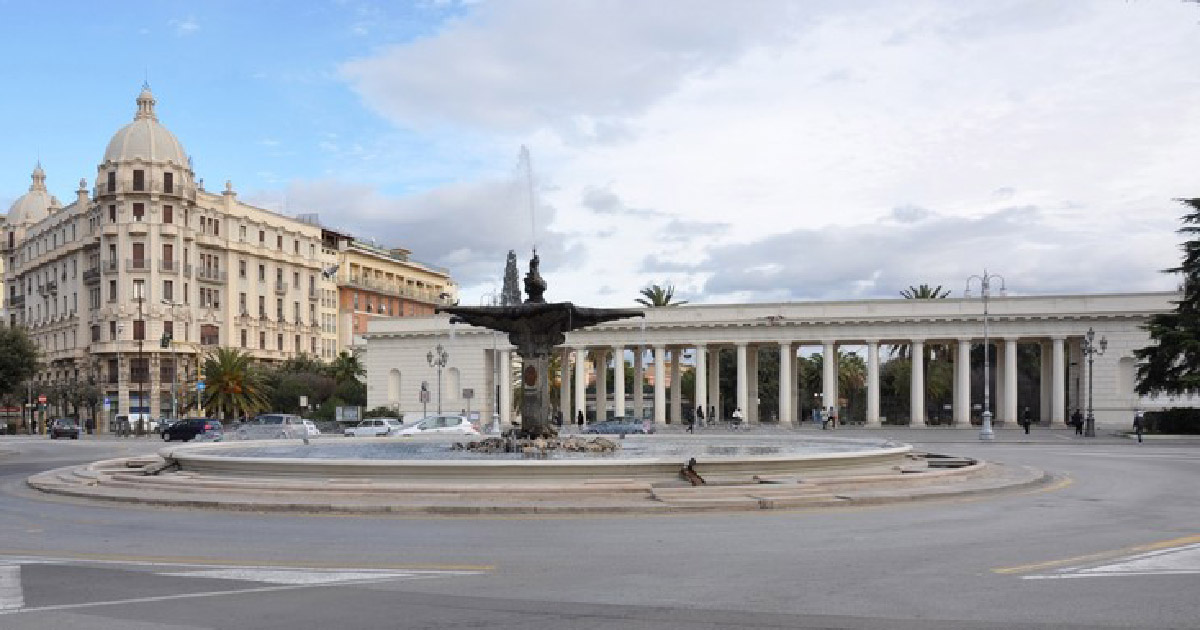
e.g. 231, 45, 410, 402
900, 284, 951, 299
636, 283, 688, 307
329, 350, 365, 385
201, 347, 269, 420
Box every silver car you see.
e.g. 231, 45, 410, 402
343, 418, 403, 437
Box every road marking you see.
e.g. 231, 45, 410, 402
1023, 543, 1200, 580
0, 565, 23, 611
157, 568, 482, 585
994, 534, 1200, 575
0, 550, 492, 572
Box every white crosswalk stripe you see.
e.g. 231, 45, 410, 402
0, 565, 23, 611
157, 567, 482, 585
1024, 543, 1200, 580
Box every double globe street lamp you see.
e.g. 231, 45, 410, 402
1082, 327, 1108, 437
427, 344, 449, 415
965, 269, 1006, 441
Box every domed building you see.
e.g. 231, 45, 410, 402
1, 87, 352, 433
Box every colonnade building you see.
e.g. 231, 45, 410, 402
363, 292, 1185, 430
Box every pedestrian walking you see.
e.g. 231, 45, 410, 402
695, 405, 705, 430
1071, 409, 1084, 435
1021, 407, 1032, 434
731, 407, 744, 431
829, 407, 837, 430
820, 407, 829, 430
1133, 410, 1144, 444
576, 410, 584, 427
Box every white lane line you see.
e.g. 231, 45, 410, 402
1024, 543, 1200, 580
0, 565, 23, 611
157, 568, 478, 585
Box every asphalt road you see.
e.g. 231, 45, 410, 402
0, 430, 1196, 629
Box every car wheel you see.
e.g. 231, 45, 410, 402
162, 433, 171, 442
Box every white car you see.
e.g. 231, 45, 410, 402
397, 414, 481, 437
343, 418, 402, 437
235, 414, 307, 440
301, 420, 321, 438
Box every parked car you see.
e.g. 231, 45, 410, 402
49, 418, 81, 440
162, 418, 223, 442
343, 418, 403, 437
235, 414, 307, 440
397, 414, 481, 437
301, 419, 321, 438
583, 417, 655, 435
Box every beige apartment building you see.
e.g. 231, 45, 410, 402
3, 87, 340, 429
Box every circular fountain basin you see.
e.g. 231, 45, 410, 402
162, 435, 913, 484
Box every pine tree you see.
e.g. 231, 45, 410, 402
1135, 198, 1200, 395
500, 250, 522, 306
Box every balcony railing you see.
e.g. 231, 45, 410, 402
308, 287, 319, 301
9, 295, 25, 308
104, 259, 118, 272
196, 268, 226, 283
274, 281, 288, 295
160, 259, 179, 273
82, 268, 101, 284
126, 259, 149, 272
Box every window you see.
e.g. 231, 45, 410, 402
162, 243, 173, 265
90, 325, 100, 342
258, 265, 265, 282
239, 225, 247, 240
277, 334, 283, 351
295, 335, 301, 352
163, 280, 174, 302
239, 260, 246, 278
132, 242, 145, 267
200, 324, 219, 346
183, 282, 189, 305
353, 293, 359, 310
160, 358, 175, 383
277, 235, 283, 250
259, 230, 265, 244
293, 302, 300, 322
276, 298, 284, 320
132, 279, 145, 300
276, 268, 283, 284
108, 204, 116, 222
133, 319, 145, 341
133, 170, 145, 191
110, 321, 117, 340
213, 220, 219, 236
258, 296, 266, 317
131, 358, 150, 384
239, 293, 247, 314
108, 280, 117, 302
240, 329, 247, 348
163, 320, 173, 338
107, 171, 116, 192
163, 172, 173, 194
133, 203, 144, 221
293, 271, 299, 287
163, 205, 173, 224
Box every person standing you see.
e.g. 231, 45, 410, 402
731, 407, 744, 431
829, 407, 837, 430
709, 406, 716, 426
1133, 410, 1144, 444
695, 405, 705, 430
1071, 409, 1084, 435
576, 410, 584, 427
1021, 407, 1032, 434
820, 407, 829, 430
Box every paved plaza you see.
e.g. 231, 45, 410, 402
0, 430, 1197, 629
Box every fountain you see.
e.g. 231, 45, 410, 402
437, 252, 643, 439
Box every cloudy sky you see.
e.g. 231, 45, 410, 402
2, 0, 1199, 306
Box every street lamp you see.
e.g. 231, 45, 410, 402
965, 269, 1006, 441
427, 344, 449, 415
162, 299, 184, 421
1082, 327, 1108, 437
116, 322, 125, 435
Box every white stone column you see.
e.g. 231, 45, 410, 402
653, 344, 667, 425
595, 348, 609, 422
709, 347, 721, 421
612, 345, 626, 418
793, 353, 802, 423
911, 340, 925, 427
499, 349, 512, 427
866, 340, 880, 426
822, 341, 837, 417
1051, 337, 1066, 425
778, 342, 792, 425
736, 343, 749, 420
955, 338, 971, 426
994, 341, 1006, 422
633, 346, 645, 421
559, 347, 571, 418
747, 346, 759, 424
1005, 338, 1018, 425
1039, 341, 1051, 424
669, 347, 682, 424
573, 346, 587, 424
695, 344, 708, 421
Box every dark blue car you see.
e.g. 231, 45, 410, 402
583, 417, 655, 435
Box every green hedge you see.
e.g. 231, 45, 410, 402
1144, 408, 1200, 435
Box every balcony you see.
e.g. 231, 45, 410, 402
125, 259, 149, 272
160, 259, 179, 273
308, 287, 320, 301
343, 275, 454, 305
104, 259, 118, 272
82, 268, 101, 284
37, 281, 58, 296
274, 281, 288, 295
9, 294, 25, 308
196, 268, 227, 283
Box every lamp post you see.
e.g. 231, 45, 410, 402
116, 322, 125, 435
161, 299, 184, 421
1082, 327, 1108, 438
965, 269, 1005, 441
427, 344, 449, 415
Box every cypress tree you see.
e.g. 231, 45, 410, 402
1135, 198, 1200, 395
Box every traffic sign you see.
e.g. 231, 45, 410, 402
196, 381, 206, 392
37, 394, 46, 404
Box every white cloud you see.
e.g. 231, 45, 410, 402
322, 0, 1200, 307
170, 16, 200, 36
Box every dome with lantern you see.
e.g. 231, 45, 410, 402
6, 163, 55, 226
102, 85, 189, 167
